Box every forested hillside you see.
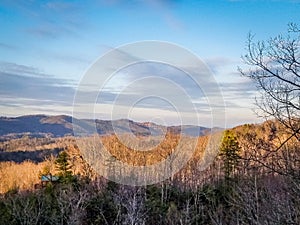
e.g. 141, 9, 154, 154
0, 119, 299, 224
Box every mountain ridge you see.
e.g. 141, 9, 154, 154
0, 114, 221, 139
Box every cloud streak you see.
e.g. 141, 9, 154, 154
0, 62, 75, 106
0, 51, 258, 127
0, 43, 17, 50
0, 0, 86, 39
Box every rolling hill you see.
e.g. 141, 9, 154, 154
0, 115, 218, 139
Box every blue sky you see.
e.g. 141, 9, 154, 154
0, 0, 299, 127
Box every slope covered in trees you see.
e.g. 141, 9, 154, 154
0, 118, 299, 224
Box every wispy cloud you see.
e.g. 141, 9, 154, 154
73, 59, 234, 125
43, 1, 81, 12
0, 43, 17, 51
25, 24, 77, 39
0, 0, 86, 39
70, 45, 258, 125
0, 62, 41, 77
0, 61, 75, 106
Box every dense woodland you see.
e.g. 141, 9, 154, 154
0, 25, 299, 224
0, 120, 299, 225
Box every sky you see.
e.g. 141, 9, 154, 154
0, 0, 299, 128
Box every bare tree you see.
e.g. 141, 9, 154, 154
236, 29, 300, 224
113, 186, 147, 225
240, 25, 300, 141
229, 175, 300, 225
56, 186, 90, 225
5, 192, 45, 225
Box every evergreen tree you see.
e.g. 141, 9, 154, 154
55, 151, 73, 180
219, 130, 241, 179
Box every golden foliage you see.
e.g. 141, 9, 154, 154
0, 161, 46, 193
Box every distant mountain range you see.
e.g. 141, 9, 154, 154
0, 115, 221, 139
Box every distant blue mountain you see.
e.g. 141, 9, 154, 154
0, 115, 221, 139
